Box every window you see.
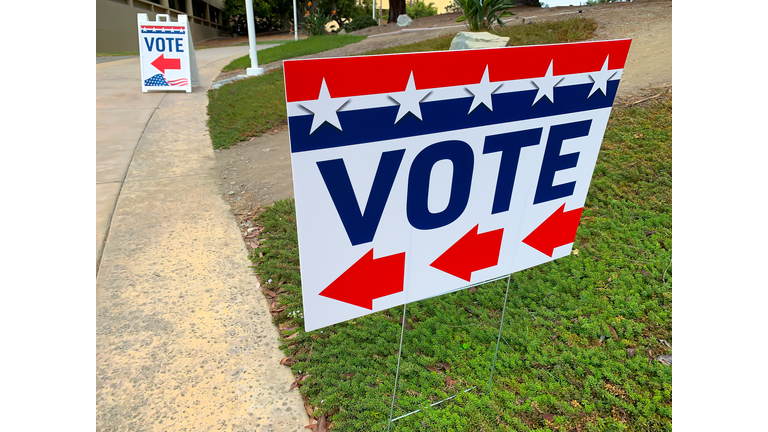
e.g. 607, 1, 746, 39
209, 6, 220, 24
192, 0, 207, 19
169, 0, 186, 12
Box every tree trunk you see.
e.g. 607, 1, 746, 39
388, 0, 407, 23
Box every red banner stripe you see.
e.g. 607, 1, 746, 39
141, 26, 184, 30
284, 39, 631, 103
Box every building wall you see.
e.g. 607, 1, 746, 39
97, 0, 227, 53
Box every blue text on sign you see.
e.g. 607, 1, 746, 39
318, 120, 592, 246
144, 37, 184, 52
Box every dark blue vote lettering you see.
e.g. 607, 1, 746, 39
144, 37, 183, 52
533, 120, 592, 205
318, 120, 593, 243
317, 150, 405, 246
407, 140, 474, 230
483, 127, 542, 214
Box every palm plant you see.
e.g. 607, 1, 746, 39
455, 0, 515, 32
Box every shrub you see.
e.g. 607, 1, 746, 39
406, 1, 438, 20
345, 15, 378, 32
304, 8, 329, 35
455, 0, 515, 32
445, 0, 462, 13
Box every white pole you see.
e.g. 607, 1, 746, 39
293, 0, 298, 41
372, 0, 375, 20
244, 0, 265, 76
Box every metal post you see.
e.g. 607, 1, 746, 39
292, 0, 299, 41
379, 0, 382, 26
486, 274, 512, 395
386, 303, 407, 432
372, 0, 376, 20
244, 0, 265, 76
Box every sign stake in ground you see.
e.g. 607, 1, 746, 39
137, 14, 199, 93
284, 39, 632, 331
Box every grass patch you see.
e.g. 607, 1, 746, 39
206, 17, 596, 149
360, 17, 597, 56
198, 40, 292, 49
250, 92, 672, 431
206, 71, 287, 149
497, 16, 597, 46
96, 51, 139, 57
222, 35, 366, 71
359, 34, 456, 56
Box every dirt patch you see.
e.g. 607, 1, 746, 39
581, 1, 672, 99
213, 124, 293, 222
213, 0, 672, 244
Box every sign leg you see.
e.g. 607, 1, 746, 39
386, 302, 407, 432
486, 274, 512, 396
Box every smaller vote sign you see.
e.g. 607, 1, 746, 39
137, 14, 192, 93
284, 40, 632, 331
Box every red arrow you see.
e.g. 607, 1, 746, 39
430, 225, 504, 282
523, 204, 583, 257
318, 249, 405, 309
151, 54, 181, 74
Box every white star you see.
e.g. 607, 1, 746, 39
465, 65, 502, 114
531, 60, 563, 105
588, 55, 617, 98
300, 78, 347, 134
390, 72, 431, 124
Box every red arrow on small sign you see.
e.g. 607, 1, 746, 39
523, 204, 583, 257
151, 54, 181, 73
430, 225, 504, 282
319, 249, 405, 309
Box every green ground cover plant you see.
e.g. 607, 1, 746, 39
206, 71, 287, 149
222, 35, 366, 71
250, 93, 672, 431
206, 18, 597, 149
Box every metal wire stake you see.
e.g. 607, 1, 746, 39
386, 302, 408, 432
486, 274, 512, 396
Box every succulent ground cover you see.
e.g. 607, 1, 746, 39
249, 92, 672, 431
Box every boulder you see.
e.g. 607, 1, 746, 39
397, 14, 413, 27
449, 32, 511, 50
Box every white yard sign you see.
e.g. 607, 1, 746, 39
138, 14, 192, 93
284, 40, 632, 331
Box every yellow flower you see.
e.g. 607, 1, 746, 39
331, 10, 336, 14
305, 10, 309, 15
308, 1, 311, 5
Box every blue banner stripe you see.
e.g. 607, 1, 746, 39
288, 81, 619, 154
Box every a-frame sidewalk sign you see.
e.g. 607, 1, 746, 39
137, 13, 200, 93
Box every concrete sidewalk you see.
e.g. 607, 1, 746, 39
96, 47, 308, 431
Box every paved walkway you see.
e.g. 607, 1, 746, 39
96, 46, 308, 431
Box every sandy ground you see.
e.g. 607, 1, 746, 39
96, 46, 310, 432
213, 0, 672, 250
